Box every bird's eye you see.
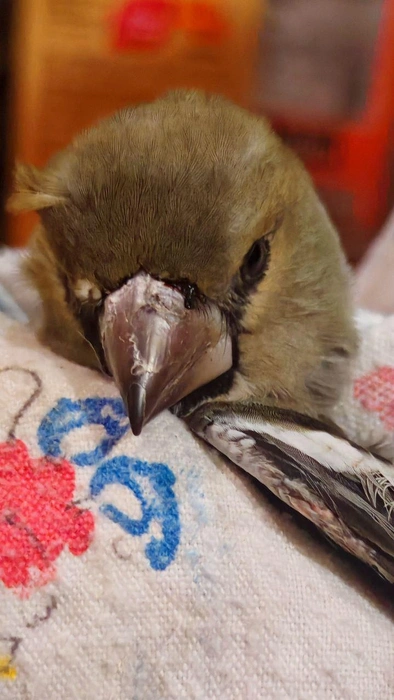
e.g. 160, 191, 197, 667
241, 237, 270, 284
73, 279, 102, 304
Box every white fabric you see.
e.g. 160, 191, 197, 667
0, 310, 393, 700
331, 312, 394, 459
354, 207, 394, 315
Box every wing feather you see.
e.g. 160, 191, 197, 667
188, 402, 394, 582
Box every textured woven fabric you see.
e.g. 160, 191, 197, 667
331, 312, 394, 459
354, 207, 394, 315
0, 310, 393, 700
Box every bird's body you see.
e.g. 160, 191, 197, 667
8, 91, 356, 419
8, 90, 394, 583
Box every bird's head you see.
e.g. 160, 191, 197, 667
8, 90, 357, 434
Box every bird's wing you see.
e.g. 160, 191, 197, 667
187, 401, 394, 583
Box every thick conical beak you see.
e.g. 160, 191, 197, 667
100, 272, 232, 435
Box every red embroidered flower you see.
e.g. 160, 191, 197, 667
354, 366, 394, 431
0, 439, 94, 592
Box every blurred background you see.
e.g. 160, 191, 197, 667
1, 0, 394, 265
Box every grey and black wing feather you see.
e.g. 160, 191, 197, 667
187, 401, 394, 583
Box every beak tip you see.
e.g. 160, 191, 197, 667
127, 383, 147, 437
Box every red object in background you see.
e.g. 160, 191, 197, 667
110, 0, 228, 51
257, 0, 394, 261
110, 0, 180, 51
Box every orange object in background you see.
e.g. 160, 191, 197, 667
6, 0, 263, 246
255, 0, 394, 262
6, 0, 394, 262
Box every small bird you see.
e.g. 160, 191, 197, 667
8, 90, 394, 581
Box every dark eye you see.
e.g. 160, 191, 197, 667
241, 237, 270, 283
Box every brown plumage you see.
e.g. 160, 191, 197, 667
8, 89, 357, 423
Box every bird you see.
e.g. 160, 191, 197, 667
7, 89, 394, 582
